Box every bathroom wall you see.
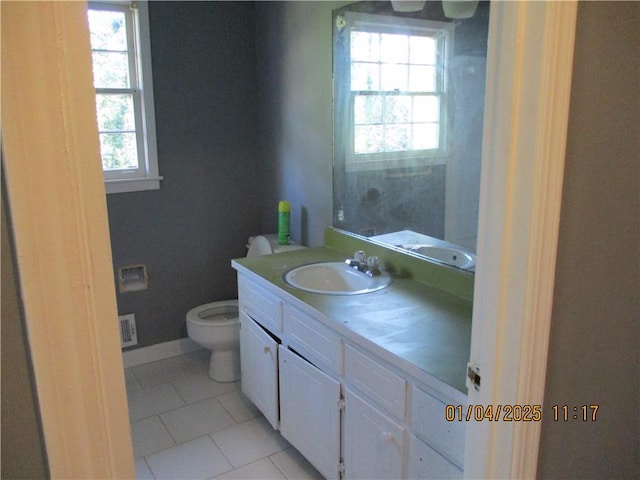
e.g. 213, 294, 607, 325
255, 1, 341, 247
537, 1, 639, 477
107, 2, 262, 348
1, 176, 48, 479
258, 1, 639, 476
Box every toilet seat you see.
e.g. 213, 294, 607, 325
186, 300, 239, 327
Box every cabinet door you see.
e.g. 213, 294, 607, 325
279, 346, 341, 480
239, 312, 279, 429
407, 434, 462, 479
343, 389, 406, 480
410, 385, 465, 468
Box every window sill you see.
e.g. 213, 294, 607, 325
105, 176, 163, 194
345, 156, 448, 173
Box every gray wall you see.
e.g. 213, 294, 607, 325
109, 0, 339, 350
255, 1, 340, 247
107, 2, 262, 348
537, 1, 639, 477
1, 177, 48, 479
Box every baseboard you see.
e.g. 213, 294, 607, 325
122, 337, 202, 368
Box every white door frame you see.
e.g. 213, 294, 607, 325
2, 2, 135, 477
465, 1, 578, 478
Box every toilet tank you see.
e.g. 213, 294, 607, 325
246, 234, 305, 257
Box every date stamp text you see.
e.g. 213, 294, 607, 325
445, 404, 599, 422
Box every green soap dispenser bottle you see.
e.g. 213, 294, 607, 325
278, 200, 290, 245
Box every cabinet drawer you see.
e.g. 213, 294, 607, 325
238, 275, 282, 334
284, 305, 342, 374
410, 385, 465, 468
407, 434, 462, 479
345, 345, 406, 420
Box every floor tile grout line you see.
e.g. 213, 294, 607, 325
206, 432, 237, 473
267, 453, 289, 480
138, 456, 156, 480
207, 431, 291, 474
127, 381, 187, 423
168, 379, 190, 406
156, 411, 181, 447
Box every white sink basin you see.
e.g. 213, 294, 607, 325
283, 262, 393, 295
405, 245, 476, 270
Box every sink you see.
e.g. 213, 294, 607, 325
283, 262, 393, 295
403, 245, 476, 270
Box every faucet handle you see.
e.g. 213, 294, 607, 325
354, 250, 366, 263
365, 256, 381, 276
367, 256, 379, 269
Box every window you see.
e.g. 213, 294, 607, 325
88, 1, 161, 193
335, 13, 452, 171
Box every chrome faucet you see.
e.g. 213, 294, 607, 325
345, 250, 381, 277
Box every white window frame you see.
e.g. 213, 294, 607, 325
88, 1, 161, 194
338, 12, 453, 172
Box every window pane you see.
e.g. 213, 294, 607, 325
413, 96, 439, 122
354, 95, 383, 124
380, 34, 408, 63
384, 96, 411, 123
413, 123, 439, 149
385, 124, 411, 151
96, 94, 136, 131
88, 10, 127, 51
409, 65, 436, 92
92, 51, 130, 88
381, 64, 407, 91
99, 132, 139, 170
352, 62, 380, 91
351, 31, 380, 62
409, 36, 437, 65
355, 125, 384, 154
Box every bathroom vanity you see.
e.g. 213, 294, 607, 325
231, 230, 472, 480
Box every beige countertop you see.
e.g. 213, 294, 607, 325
233, 246, 472, 395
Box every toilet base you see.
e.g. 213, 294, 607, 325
208, 348, 240, 382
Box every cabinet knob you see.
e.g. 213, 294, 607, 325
263, 346, 271, 354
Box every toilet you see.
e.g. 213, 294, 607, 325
186, 234, 305, 382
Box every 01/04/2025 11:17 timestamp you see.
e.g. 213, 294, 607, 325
445, 404, 599, 422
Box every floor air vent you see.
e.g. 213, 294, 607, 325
118, 313, 138, 348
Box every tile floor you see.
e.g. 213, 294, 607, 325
126, 349, 324, 480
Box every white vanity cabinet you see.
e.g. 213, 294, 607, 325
343, 389, 406, 479
279, 346, 341, 479
407, 434, 462, 479
236, 273, 466, 480
239, 313, 280, 429
238, 276, 282, 430
343, 344, 407, 479
279, 304, 343, 479
410, 385, 466, 470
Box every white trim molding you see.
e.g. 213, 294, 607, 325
123, 338, 202, 368
465, 2, 578, 479
2, 2, 135, 477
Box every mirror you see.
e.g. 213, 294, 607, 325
332, 1, 490, 271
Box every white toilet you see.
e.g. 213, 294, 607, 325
186, 234, 304, 382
